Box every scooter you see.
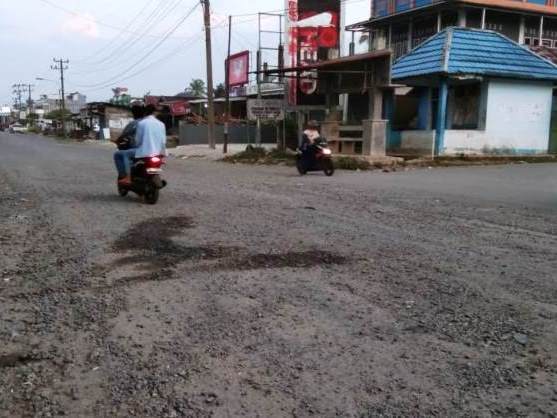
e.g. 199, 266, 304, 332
296, 143, 335, 176
117, 156, 167, 204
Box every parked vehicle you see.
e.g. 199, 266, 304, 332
9, 123, 27, 134
117, 156, 168, 204
296, 143, 335, 176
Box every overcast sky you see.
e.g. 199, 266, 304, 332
0, 0, 370, 105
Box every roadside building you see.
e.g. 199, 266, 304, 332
65, 92, 87, 115
348, 0, 557, 59
81, 102, 133, 140
391, 27, 557, 156
34, 95, 61, 115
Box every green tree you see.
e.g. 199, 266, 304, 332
185, 79, 206, 97
214, 83, 226, 98
26, 112, 39, 126
45, 109, 72, 121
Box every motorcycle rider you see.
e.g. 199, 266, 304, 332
132, 103, 167, 167
116, 104, 166, 186
301, 120, 323, 168
113, 104, 144, 184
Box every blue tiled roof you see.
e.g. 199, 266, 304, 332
392, 27, 557, 82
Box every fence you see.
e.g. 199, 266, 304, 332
178, 122, 279, 146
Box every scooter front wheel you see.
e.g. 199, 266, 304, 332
296, 159, 307, 175
323, 159, 335, 177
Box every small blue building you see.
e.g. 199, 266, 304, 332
390, 27, 557, 156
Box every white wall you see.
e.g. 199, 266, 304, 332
444, 79, 553, 155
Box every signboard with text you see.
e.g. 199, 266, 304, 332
286, 0, 342, 105
227, 51, 250, 87
247, 99, 285, 121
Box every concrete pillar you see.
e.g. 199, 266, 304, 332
539, 16, 544, 45
362, 119, 387, 156
481, 8, 487, 30
362, 88, 387, 157
369, 87, 383, 120
519, 16, 526, 44
458, 8, 467, 28
435, 79, 449, 156
417, 88, 432, 130
437, 12, 442, 32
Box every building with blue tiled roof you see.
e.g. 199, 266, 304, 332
389, 27, 557, 156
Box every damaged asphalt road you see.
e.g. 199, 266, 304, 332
1, 133, 556, 417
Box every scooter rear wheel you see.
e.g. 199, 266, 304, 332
323, 159, 335, 177
144, 182, 159, 205
118, 185, 128, 197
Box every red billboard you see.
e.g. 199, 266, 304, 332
166, 101, 189, 116
227, 51, 250, 87
286, 0, 341, 105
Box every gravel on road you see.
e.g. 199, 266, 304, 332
1, 133, 556, 417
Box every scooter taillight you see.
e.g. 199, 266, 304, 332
144, 156, 163, 169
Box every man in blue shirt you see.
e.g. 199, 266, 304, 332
134, 104, 167, 159
117, 104, 167, 185
113, 105, 144, 184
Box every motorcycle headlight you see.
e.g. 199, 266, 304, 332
322, 148, 332, 155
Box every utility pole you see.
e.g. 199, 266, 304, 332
224, 15, 232, 154
51, 58, 69, 137
12, 84, 24, 112
201, 0, 216, 149
26, 84, 35, 113
256, 13, 262, 146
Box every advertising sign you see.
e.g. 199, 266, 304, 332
247, 99, 285, 121
286, 0, 342, 105
227, 51, 250, 87
166, 101, 189, 116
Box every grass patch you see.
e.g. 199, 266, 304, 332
334, 156, 372, 171
222, 146, 296, 166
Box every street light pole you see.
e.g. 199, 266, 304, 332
201, 0, 216, 149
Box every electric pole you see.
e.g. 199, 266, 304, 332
12, 84, 24, 112
201, 0, 216, 149
224, 15, 232, 154
51, 58, 69, 137
26, 84, 35, 113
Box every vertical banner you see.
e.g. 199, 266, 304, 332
285, 0, 342, 106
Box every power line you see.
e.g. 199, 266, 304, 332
68, 31, 205, 93
36, 0, 194, 40
73, 0, 158, 65
73, 0, 187, 70
72, 3, 200, 89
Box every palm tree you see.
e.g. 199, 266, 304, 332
185, 79, 206, 97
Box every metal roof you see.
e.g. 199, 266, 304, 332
392, 27, 557, 82
346, 0, 557, 31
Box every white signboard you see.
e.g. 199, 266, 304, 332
0, 106, 11, 116
247, 99, 285, 121
108, 118, 133, 129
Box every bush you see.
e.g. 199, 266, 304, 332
333, 156, 372, 171
222, 146, 296, 165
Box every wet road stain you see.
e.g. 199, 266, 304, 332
0, 352, 43, 368
108, 216, 349, 286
